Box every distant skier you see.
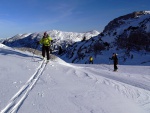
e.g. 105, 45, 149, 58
110, 53, 118, 71
39, 32, 53, 61
89, 56, 93, 64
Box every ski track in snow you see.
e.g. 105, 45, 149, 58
74, 65, 150, 111
0, 60, 48, 113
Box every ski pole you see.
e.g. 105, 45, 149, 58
109, 58, 111, 71
32, 43, 39, 59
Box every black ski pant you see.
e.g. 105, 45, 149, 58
42, 46, 50, 60
89, 60, 93, 64
114, 62, 118, 71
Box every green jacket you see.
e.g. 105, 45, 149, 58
39, 36, 52, 46
89, 57, 93, 61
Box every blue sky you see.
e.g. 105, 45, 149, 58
0, 0, 150, 38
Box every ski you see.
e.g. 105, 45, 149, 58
45, 60, 49, 64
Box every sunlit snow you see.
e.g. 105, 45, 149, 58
0, 43, 150, 113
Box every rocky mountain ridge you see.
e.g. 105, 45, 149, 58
60, 11, 150, 64
2, 30, 99, 53
2, 11, 150, 65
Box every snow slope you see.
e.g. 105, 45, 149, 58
0, 43, 150, 113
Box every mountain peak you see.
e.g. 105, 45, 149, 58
103, 11, 150, 33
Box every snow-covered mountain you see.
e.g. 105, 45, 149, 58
0, 43, 150, 113
2, 30, 99, 50
101, 11, 150, 44
2, 11, 150, 65
60, 11, 150, 64
0, 38, 5, 43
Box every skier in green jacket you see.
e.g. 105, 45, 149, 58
89, 56, 93, 64
39, 32, 52, 61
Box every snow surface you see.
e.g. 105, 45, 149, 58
0, 43, 150, 113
